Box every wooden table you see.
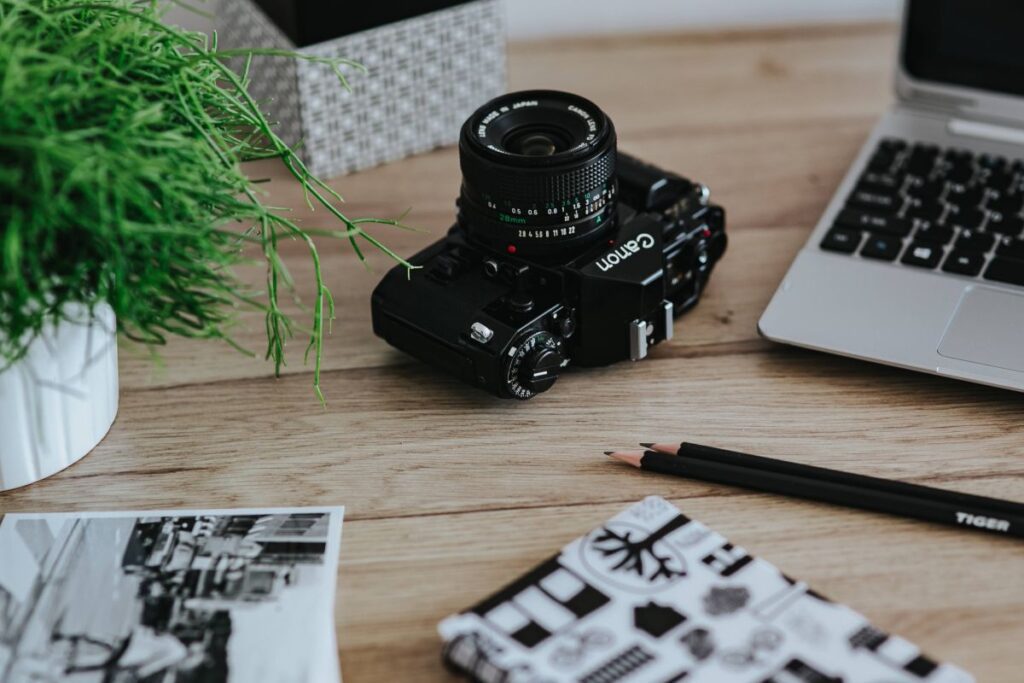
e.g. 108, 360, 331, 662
4, 23, 1023, 681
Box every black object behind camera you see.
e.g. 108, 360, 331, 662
251, 1, 473, 46
372, 90, 727, 399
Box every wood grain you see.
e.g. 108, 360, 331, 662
4, 23, 1024, 682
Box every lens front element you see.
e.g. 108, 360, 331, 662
459, 91, 618, 256
507, 131, 561, 157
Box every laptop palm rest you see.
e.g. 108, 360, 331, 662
938, 287, 1024, 373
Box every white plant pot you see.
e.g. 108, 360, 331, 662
0, 303, 119, 491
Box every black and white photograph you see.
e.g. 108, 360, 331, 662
0, 508, 344, 683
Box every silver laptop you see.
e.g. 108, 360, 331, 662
760, 0, 1024, 393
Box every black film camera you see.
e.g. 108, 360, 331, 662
372, 90, 726, 399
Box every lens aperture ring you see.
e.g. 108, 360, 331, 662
459, 179, 618, 256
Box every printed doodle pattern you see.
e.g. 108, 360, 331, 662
438, 497, 975, 683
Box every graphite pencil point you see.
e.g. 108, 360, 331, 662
639, 442, 654, 448
606, 451, 644, 467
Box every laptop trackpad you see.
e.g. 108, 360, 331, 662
938, 286, 1024, 373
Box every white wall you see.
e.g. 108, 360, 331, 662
166, 1, 902, 39
505, 0, 901, 39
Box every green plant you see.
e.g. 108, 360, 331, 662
0, 0, 412, 401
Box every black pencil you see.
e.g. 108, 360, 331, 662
605, 441, 1024, 539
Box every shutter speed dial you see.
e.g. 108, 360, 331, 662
505, 331, 566, 399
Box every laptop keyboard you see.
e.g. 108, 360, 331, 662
820, 138, 1024, 288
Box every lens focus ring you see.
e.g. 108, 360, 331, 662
459, 145, 617, 204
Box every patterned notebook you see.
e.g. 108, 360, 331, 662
438, 497, 973, 683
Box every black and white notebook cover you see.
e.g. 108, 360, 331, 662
438, 496, 972, 683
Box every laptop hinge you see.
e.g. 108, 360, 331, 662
946, 118, 1024, 149
895, 74, 1024, 132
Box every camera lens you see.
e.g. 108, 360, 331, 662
458, 90, 618, 257
507, 132, 560, 157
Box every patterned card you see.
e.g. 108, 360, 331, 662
439, 497, 973, 683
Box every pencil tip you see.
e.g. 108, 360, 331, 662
605, 451, 644, 467
639, 442, 654, 448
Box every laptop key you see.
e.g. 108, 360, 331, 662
978, 154, 1010, 189
906, 197, 944, 222
947, 185, 985, 210
955, 229, 996, 253
879, 138, 907, 153
906, 145, 939, 176
996, 236, 1024, 260
848, 188, 900, 213
987, 171, 1016, 195
943, 250, 986, 277
868, 140, 905, 170
821, 227, 862, 254
945, 164, 974, 184
944, 149, 974, 173
983, 257, 1024, 286
947, 206, 986, 231
987, 193, 1023, 217
987, 213, 1024, 235
914, 222, 955, 244
867, 149, 897, 173
860, 233, 903, 261
901, 241, 944, 269
905, 178, 946, 205
979, 152, 1007, 171
834, 208, 912, 236
859, 171, 901, 193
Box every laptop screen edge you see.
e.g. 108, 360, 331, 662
896, 0, 1024, 126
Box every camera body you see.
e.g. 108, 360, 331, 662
371, 91, 726, 399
